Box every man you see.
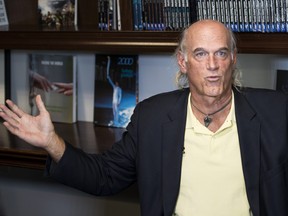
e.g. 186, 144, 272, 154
0, 20, 288, 215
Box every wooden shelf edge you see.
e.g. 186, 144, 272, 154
0, 30, 288, 54
235, 32, 288, 54
0, 148, 47, 169
0, 30, 180, 53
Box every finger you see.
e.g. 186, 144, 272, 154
64, 90, 73, 96
40, 80, 49, 92
6, 100, 26, 119
45, 81, 53, 91
0, 104, 22, 128
56, 88, 65, 94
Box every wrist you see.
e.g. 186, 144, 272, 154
45, 133, 66, 163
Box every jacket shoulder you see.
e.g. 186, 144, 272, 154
236, 87, 288, 101
139, 88, 189, 109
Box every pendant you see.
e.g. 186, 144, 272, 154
204, 116, 212, 127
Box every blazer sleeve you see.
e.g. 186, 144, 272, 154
45, 105, 141, 196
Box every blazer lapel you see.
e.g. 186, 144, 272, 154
234, 88, 260, 216
162, 89, 189, 215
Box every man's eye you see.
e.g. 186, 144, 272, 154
215, 51, 228, 58
195, 52, 207, 58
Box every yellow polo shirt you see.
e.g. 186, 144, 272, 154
174, 93, 251, 216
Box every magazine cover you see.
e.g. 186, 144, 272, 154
38, 0, 77, 29
94, 54, 138, 128
29, 53, 77, 123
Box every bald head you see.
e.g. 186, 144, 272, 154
178, 20, 236, 56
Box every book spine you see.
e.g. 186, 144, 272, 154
225, 0, 231, 29
206, 0, 212, 19
202, 0, 207, 19
286, 0, 288, 31
234, 0, 239, 32
275, 0, 280, 32
220, 0, 225, 25
244, 0, 249, 31
184, 0, 189, 27
229, 0, 235, 31
158, 0, 165, 30
216, 0, 221, 22
163, 0, 169, 29
280, 0, 285, 32
270, 0, 275, 32
0, 0, 8, 26
211, 0, 216, 20
117, 0, 121, 30
251, 0, 256, 31
197, 0, 202, 20
238, 0, 244, 32
133, 0, 140, 30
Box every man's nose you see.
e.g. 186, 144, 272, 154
206, 54, 219, 70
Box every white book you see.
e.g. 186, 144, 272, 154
0, 0, 8, 26
29, 53, 77, 123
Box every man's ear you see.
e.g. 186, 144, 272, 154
177, 51, 187, 73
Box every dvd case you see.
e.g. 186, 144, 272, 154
94, 54, 138, 128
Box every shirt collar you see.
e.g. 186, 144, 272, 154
186, 92, 236, 134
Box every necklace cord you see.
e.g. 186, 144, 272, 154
191, 97, 232, 127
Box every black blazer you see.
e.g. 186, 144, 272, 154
47, 87, 288, 216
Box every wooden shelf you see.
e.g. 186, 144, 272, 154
235, 32, 288, 54
0, 122, 125, 170
0, 27, 179, 53
1, 27, 288, 54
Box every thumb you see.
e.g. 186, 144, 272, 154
35, 94, 47, 114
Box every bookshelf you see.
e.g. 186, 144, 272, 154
2, 0, 288, 54
1, 0, 288, 170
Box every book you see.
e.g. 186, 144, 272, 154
133, 0, 144, 30
0, 0, 8, 26
38, 0, 77, 29
28, 53, 77, 123
98, 0, 121, 31
0, 50, 5, 104
94, 54, 138, 128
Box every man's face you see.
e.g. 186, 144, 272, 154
179, 22, 236, 98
